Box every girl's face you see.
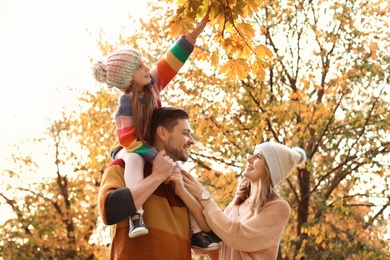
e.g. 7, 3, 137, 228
243, 150, 268, 182
132, 57, 151, 92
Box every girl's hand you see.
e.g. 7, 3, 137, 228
189, 7, 211, 40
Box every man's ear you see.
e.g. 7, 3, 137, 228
156, 126, 168, 141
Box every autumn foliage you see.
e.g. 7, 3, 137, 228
0, 115, 109, 259
1, 0, 389, 259
96, 0, 390, 258
166, 0, 273, 81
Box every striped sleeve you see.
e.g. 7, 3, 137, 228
154, 36, 195, 90
113, 94, 138, 148
98, 159, 137, 225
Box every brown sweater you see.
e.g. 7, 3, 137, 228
203, 193, 291, 260
98, 159, 192, 260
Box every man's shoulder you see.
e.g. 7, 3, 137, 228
108, 158, 125, 168
101, 159, 126, 188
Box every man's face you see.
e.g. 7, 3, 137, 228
163, 119, 195, 162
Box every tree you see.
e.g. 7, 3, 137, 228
92, 0, 390, 258
166, 0, 273, 81
0, 110, 108, 259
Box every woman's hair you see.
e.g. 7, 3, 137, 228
232, 178, 251, 205
233, 163, 273, 215
127, 82, 156, 147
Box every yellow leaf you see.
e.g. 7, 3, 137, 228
246, 0, 261, 12
252, 59, 269, 81
254, 44, 273, 60
242, 43, 253, 59
236, 22, 256, 37
176, 0, 188, 5
219, 58, 250, 80
256, 67, 266, 81
198, 2, 211, 18
211, 50, 220, 67
222, 38, 235, 51
369, 42, 378, 51
235, 41, 253, 59
167, 16, 192, 37
315, 235, 323, 244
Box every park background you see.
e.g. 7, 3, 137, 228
0, 0, 389, 259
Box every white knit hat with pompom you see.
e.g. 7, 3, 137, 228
92, 48, 141, 90
255, 142, 306, 187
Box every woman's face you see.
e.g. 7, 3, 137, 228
132, 57, 151, 92
243, 150, 268, 182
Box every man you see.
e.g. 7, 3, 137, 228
98, 107, 218, 259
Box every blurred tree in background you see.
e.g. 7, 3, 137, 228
0, 0, 389, 259
0, 112, 109, 259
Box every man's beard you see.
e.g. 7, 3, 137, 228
165, 138, 189, 162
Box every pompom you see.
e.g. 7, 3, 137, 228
91, 61, 107, 83
293, 147, 306, 165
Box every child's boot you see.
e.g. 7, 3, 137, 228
191, 231, 221, 251
128, 213, 148, 238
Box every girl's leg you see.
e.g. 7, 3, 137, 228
117, 148, 146, 213
190, 213, 220, 251
117, 148, 148, 238
189, 212, 201, 234
177, 161, 221, 251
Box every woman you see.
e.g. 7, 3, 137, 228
179, 142, 306, 259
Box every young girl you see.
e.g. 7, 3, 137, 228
92, 10, 220, 251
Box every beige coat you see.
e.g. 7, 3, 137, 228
203, 193, 291, 260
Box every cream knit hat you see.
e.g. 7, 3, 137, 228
92, 48, 141, 90
255, 142, 306, 187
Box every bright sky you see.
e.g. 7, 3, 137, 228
0, 0, 150, 223
0, 0, 148, 145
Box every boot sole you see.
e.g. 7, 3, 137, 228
191, 244, 221, 252
129, 228, 149, 238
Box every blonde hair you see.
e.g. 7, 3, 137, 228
233, 164, 273, 215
